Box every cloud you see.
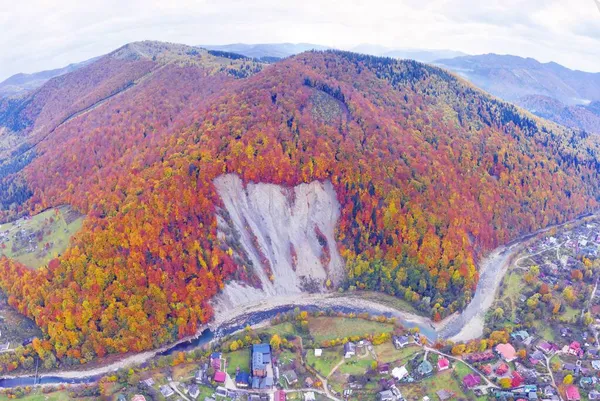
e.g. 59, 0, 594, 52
0, 0, 599, 81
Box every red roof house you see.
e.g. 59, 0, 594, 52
566, 385, 581, 401
481, 364, 492, 375
437, 358, 450, 371
274, 390, 287, 401
495, 363, 509, 376
568, 342, 583, 357
214, 371, 226, 383
511, 372, 524, 388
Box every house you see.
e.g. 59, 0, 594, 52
496, 363, 509, 376
132, 396, 147, 401
215, 387, 228, 397
214, 370, 226, 383
160, 385, 175, 398
282, 370, 298, 385
195, 365, 207, 384
418, 360, 433, 376
543, 386, 556, 397
117, 395, 127, 401
530, 350, 545, 365
314, 349, 322, 357
592, 360, 600, 370
512, 330, 531, 343
377, 390, 395, 401
579, 377, 597, 387
344, 342, 357, 358
537, 341, 558, 354
481, 364, 492, 375
392, 366, 408, 381
304, 392, 316, 401
252, 344, 272, 377
563, 363, 579, 373
496, 343, 517, 362
235, 371, 250, 388
464, 350, 495, 363
568, 342, 584, 357
565, 385, 580, 401
305, 377, 314, 387
142, 378, 155, 387
379, 363, 390, 374
436, 390, 454, 401
393, 335, 410, 349
210, 352, 222, 370
188, 385, 200, 399
463, 374, 481, 389
512, 371, 524, 388
274, 390, 287, 401
589, 390, 600, 400
437, 358, 450, 372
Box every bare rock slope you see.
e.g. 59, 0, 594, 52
212, 174, 345, 313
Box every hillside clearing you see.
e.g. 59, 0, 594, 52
0, 205, 83, 269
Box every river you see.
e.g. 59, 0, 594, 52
0, 212, 595, 388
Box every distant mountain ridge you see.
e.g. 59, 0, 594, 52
200, 42, 467, 64
199, 43, 332, 60
436, 54, 600, 133
0, 57, 98, 98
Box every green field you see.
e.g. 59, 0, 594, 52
374, 342, 419, 364
338, 358, 375, 375
306, 346, 343, 377
224, 349, 251, 375
0, 391, 75, 401
0, 205, 84, 268
308, 316, 394, 343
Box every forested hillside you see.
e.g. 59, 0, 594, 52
0, 46, 599, 371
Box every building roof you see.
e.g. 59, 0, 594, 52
418, 360, 433, 375
235, 371, 250, 384
436, 390, 454, 401
274, 390, 287, 401
565, 385, 580, 401
344, 342, 356, 353
214, 371, 226, 383
282, 370, 298, 383
463, 374, 481, 388
252, 343, 271, 372
496, 343, 517, 361
132, 396, 147, 401
438, 358, 450, 370
392, 365, 408, 380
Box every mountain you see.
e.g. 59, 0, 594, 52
0, 43, 600, 370
200, 42, 331, 60
0, 58, 98, 99
201, 43, 467, 64
351, 44, 467, 63
435, 54, 600, 132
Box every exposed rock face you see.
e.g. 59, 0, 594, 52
212, 174, 345, 313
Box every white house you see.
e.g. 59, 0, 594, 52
392, 366, 408, 381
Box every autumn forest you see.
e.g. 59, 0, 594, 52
0, 42, 599, 373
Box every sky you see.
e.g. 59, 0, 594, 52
1, 0, 600, 81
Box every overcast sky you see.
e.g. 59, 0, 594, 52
1, 0, 600, 81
